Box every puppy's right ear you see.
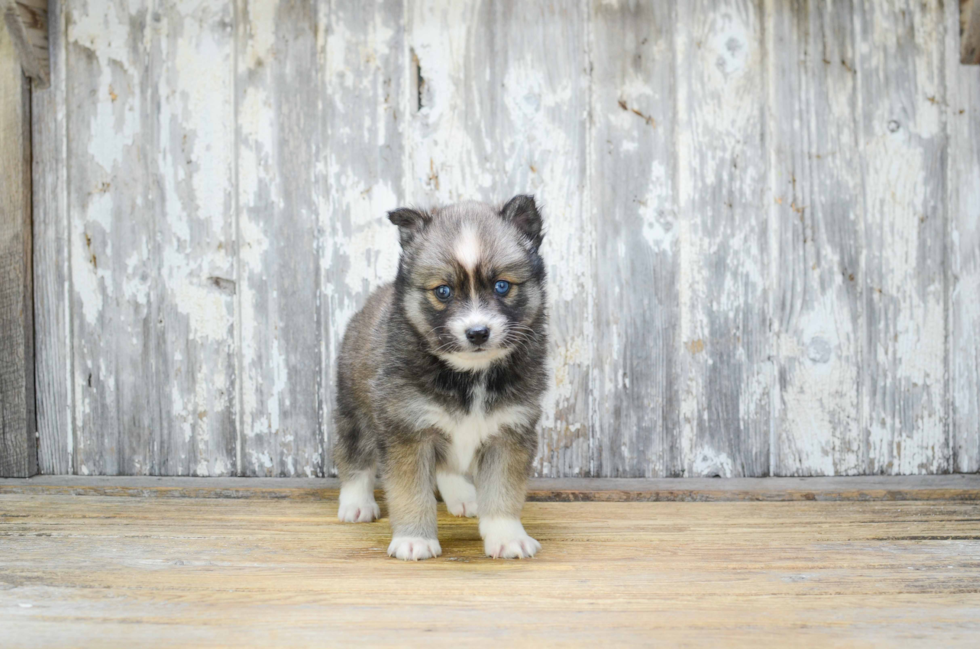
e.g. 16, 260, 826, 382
388, 207, 431, 247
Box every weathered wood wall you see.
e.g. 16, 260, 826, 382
30, 0, 980, 477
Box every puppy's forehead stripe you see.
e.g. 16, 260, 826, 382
454, 226, 483, 302
454, 226, 482, 272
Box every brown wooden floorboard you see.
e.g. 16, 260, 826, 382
1, 493, 979, 647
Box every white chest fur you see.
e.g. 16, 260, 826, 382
418, 383, 532, 474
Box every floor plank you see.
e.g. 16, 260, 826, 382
1, 494, 978, 646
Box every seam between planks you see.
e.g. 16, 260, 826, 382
61, 0, 75, 475
232, 0, 243, 478
583, 0, 596, 478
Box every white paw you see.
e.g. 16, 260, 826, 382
480, 517, 540, 559
437, 472, 478, 518
338, 470, 380, 523
337, 499, 380, 523
387, 536, 442, 561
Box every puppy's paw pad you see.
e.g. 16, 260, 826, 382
337, 500, 380, 523
387, 536, 442, 561
485, 534, 541, 559
445, 498, 478, 518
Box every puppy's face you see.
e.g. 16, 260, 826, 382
390, 196, 546, 372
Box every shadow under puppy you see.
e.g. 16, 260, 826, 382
334, 196, 548, 561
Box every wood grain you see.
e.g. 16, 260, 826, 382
66, 1, 238, 475
767, 0, 864, 475
674, 0, 771, 477
857, 0, 948, 475
590, 0, 678, 477
1, 493, 979, 647
235, 0, 320, 477
947, 0, 980, 473
31, 0, 70, 474
153, 0, 238, 476
317, 0, 406, 477
0, 19, 35, 477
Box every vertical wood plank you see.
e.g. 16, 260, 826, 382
856, 0, 948, 474
68, 0, 237, 475
151, 0, 238, 476
946, 0, 980, 473
767, 0, 864, 475
0, 22, 36, 477
32, 0, 71, 474
590, 0, 678, 477
237, 0, 320, 476
317, 0, 405, 475
65, 0, 126, 475
674, 0, 771, 477
406, 0, 593, 476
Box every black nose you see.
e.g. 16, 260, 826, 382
465, 326, 490, 345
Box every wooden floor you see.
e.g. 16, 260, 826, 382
2, 487, 980, 647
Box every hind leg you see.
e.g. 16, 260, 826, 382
335, 415, 380, 523
436, 471, 478, 518
338, 467, 380, 523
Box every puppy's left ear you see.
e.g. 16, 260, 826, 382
499, 194, 543, 250
388, 207, 431, 248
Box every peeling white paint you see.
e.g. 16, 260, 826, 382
42, 0, 974, 478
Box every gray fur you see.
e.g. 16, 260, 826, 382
334, 196, 549, 559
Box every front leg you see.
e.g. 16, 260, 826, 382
380, 431, 441, 561
475, 427, 540, 559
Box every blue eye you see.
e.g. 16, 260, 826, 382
434, 285, 453, 301
494, 280, 511, 296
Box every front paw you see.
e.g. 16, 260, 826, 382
480, 517, 541, 559
387, 536, 442, 561
484, 533, 540, 559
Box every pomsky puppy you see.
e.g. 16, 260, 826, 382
334, 195, 548, 561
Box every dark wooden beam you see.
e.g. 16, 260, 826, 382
1, 0, 48, 87
1, 476, 979, 502
964, 0, 980, 64
0, 18, 36, 477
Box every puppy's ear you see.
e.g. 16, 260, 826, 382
388, 207, 431, 247
499, 195, 543, 249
